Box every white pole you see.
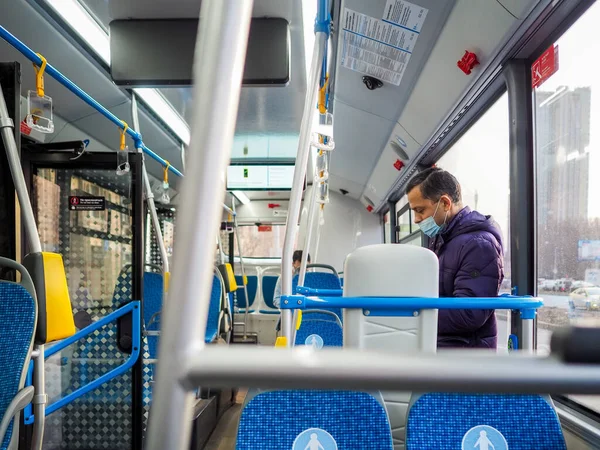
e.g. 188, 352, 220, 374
145, 1, 253, 448
280, 32, 326, 345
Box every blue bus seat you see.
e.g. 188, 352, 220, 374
292, 272, 343, 321
406, 393, 566, 449
260, 274, 279, 314
235, 275, 257, 313
294, 319, 343, 347
236, 390, 393, 449
143, 271, 164, 360
205, 274, 223, 344
0, 261, 37, 450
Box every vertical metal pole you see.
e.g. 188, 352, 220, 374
299, 178, 318, 286
146, 1, 253, 449
0, 81, 46, 450
281, 32, 326, 345
132, 93, 171, 279
504, 61, 536, 350
232, 200, 250, 339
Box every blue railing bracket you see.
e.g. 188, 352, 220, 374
23, 301, 141, 424
0, 25, 183, 178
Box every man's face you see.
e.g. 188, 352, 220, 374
407, 186, 450, 225
293, 260, 301, 271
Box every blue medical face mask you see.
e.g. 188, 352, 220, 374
418, 200, 448, 237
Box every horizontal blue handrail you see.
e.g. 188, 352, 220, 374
0, 25, 183, 178
280, 294, 543, 315
296, 286, 342, 297
24, 301, 141, 424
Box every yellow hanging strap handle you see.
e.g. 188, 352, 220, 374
33, 53, 47, 97
120, 122, 129, 151
163, 160, 170, 186
318, 73, 329, 114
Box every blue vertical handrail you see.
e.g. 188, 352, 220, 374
315, 0, 330, 89
0, 25, 183, 178
23, 301, 141, 423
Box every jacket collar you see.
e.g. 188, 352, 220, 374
430, 206, 471, 253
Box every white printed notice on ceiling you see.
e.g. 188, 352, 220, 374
340, 1, 428, 86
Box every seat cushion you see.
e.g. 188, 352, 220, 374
237, 390, 393, 449
406, 393, 566, 450
295, 320, 343, 348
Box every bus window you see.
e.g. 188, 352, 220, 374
435, 93, 511, 352
234, 224, 287, 259
533, 1, 600, 412
436, 92, 511, 294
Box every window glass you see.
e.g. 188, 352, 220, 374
437, 92, 511, 294
397, 208, 412, 240
533, 2, 600, 412
234, 224, 286, 258
436, 92, 511, 352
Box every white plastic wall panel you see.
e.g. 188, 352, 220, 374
330, 101, 395, 191
333, 0, 456, 121
497, 0, 540, 19
398, 0, 517, 144
297, 189, 381, 272
329, 173, 367, 200
362, 122, 420, 203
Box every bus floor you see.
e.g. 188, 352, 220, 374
204, 389, 247, 449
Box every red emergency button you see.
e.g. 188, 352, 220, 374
457, 51, 479, 75
393, 159, 405, 171
366, 205, 373, 212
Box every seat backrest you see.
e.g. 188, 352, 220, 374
0, 258, 37, 449
205, 274, 223, 343
235, 275, 258, 309
343, 244, 439, 450
294, 319, 343, 347
236, 390, 393, 449
293, 271, 343, 320
143, 271, 164, 330
406, 393, 566, 450
261, 274, 279, 310
143, 271, 164, 360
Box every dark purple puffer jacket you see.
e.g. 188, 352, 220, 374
430, 207, 504, 349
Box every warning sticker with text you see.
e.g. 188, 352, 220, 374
340, 2, 428, 86
69, 196, 106, 211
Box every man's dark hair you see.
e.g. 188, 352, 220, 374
405, 167, 462, 203
293, 250, 311, 263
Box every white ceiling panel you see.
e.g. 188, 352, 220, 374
398, 0, 516, 144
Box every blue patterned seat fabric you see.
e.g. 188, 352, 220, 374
260, 275, 279, 314
0, 283, 36, 450
205, 274, 222, 344
236, 390, 393, 449
235, 275, 258, 312
295, 319, 342, 347
293, 272, 343, 321
406, 393, 566, 449
143, 272, 163, 360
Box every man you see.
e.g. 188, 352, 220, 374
406, 167, 504, 348
273, 250, 311, 308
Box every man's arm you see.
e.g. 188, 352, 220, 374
438, 236, 502, 335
